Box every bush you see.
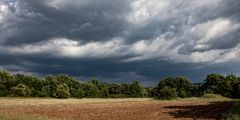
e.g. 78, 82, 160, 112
175, 77, 193, 97
82, 83, 99, 98
130, 81, 146, 97
75, 90, 84, 98
0, 84, 8, 97
156, 77, 194, 98
53, 84, 70, 98
39, 86, 51, 97
232, 84, 240, 98
10, 84, 31, 97
201, 94, 225, 99
178, 90, 187, 98
156, 87, 177, 100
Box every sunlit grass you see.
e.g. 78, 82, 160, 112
0, 112, 53, 120
0, 98, 152, 105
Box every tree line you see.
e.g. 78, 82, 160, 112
0, 70, 240, 99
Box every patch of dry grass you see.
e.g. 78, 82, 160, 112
0, 98, 152, 107
201, 94, 230, 100
0, 112, 53, 120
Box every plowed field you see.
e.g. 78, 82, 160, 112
0, 98, 235, 120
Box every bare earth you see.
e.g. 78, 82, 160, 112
0, 98, 234, 120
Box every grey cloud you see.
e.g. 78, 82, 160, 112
0, 0, 131, 45
0, 0, 240, 85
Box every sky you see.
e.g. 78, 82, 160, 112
0, 0, 240, 86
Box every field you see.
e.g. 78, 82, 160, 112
0, 97, 238, 120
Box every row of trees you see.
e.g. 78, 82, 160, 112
201, 74, 240, 98
151, 74, 240, 100
0, 70, 146, 98
0, 70, 240, 99
150, 77, 198, 100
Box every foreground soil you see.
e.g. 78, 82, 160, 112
0, 98, 235, 120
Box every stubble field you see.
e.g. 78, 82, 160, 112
0, 98, 236, 120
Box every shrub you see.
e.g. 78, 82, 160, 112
82, 83, 99, 98
156, 87, 177, 100
39, 86, 51, 97
53, 84, 70, 98
232, 84, 240, 98
10, 84, 31, 97
156, 77, 194, 98
178, 90, 187, 98
130, 81, 146, 97
201, 94, 225, 99
175, 77, 193, 97
76, 90, 84, 98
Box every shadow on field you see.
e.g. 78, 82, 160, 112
164, 101, 235, 119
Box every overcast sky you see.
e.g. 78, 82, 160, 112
0, 0, 240, 86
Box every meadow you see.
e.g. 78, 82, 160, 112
0, 96, 239, 120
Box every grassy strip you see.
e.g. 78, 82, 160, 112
0, 112, 53, 120
201, 94, 233, 100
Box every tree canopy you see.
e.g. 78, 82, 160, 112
0, 70, 240, 99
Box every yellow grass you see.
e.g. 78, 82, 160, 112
0, 112, 53, 120
0, 98, 153, 107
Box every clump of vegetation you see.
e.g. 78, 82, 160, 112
201, 74, 240, 98
10, 84, 31, 97
201, 94, 225, 99
53, 84, 70, 98
0, 70, 147, 99
0, 69, 240, 100
153, 77, 195, 100
155, 87, 177, 100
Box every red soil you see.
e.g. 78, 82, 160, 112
0, 99, 234, 120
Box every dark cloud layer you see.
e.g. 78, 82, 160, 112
0, 0, 240, 86
0, 0, 131, 45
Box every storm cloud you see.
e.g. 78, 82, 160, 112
0, 0, 240, 86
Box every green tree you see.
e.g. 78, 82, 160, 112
155, 77, 193, 98
90, 79, 110, 98
82, 82, 99, 97
75, 89, 85, 98
156, 87, 177, 100
130, 81, 146, 97
202, 74, 225, 94
121, 84, 132, 97
232, 78, 240, 98
10, 84, 31, 97
53, 84, 70, 98
175, 77, 193, 98
39, 86, 51, 97
109, 83, 122, 94
157, 77, 177, 89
